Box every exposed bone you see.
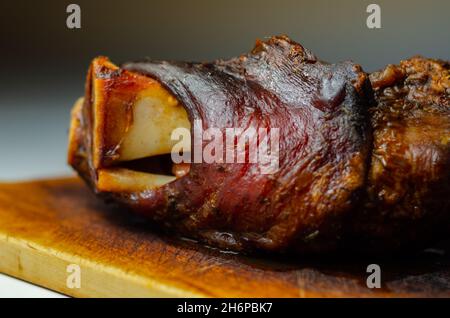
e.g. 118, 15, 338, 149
97, 168, 176, 193
68, 57, 191, 194
119, 89, 191, 161
89, 57, 191, 167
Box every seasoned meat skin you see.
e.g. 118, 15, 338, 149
68, 36, 450, 254
69, 36, 373, 253
351, 57, 450, 251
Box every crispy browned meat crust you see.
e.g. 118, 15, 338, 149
68, 36, 450, 254
350, 57, 450, 251
69, 36, 374, 253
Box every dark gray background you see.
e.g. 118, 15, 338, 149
1, 0, 449, 180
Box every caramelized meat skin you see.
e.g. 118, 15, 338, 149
69, 37, 450, 254
351, 57, 450, 250
69, 36, 373, 253
124, 37, 374, 252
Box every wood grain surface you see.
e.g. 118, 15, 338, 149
0, 177, 449, 297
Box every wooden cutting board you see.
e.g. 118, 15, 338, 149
0, 177, 449, 298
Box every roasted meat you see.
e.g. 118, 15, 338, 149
351, 57, 450, 251
68, 36, 450, 254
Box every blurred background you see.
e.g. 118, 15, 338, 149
0, 0, 449, 181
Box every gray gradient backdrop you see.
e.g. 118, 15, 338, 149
1, 0, 449, 180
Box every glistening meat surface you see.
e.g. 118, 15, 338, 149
68, 36, 449, 254
351, 57, 450, 251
